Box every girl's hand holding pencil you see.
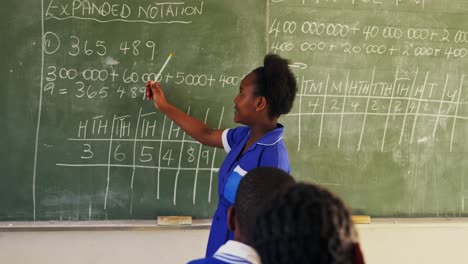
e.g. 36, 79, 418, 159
146, 52, 173, 110
146, 80, 167, 110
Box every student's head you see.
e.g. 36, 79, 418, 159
233, 54, 297, 125
253, 183, 365, 264
228, 167, 295, 245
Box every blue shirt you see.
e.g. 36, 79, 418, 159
205, 124, 290, 257
190, 240, 260, 264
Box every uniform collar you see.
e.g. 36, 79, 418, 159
213, 240, 261, 264
252, 123, 284, 146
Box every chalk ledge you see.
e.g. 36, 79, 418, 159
2, 218, 468, 231
0, 219, 212, 231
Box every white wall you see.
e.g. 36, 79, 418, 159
358, 219, 468, 264
0, 229, 207, 264
1, 219, 468, 264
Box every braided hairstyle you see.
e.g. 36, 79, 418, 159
253, 183, 363, 264
252, 54, 297, 118
234, 167, 295, 244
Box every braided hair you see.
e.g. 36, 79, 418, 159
252, 54, 297, 118
234, 167, 295, 244
253, 183, 363, 264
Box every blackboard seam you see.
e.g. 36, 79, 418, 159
265, 0, 270, 53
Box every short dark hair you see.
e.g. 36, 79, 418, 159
253, 54, 297, 118
254, 183, 361, 264
234, 167, 295, 244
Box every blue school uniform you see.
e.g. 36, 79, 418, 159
190, 240, 260, 264
205, 124, 290, 257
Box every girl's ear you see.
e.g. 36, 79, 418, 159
256, 96, 267, 112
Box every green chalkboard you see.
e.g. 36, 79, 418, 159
2, 0, 468, 221
270, 0, 468, 217
1, 0, 266, 220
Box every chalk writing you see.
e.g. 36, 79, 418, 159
45, 0, 204, 24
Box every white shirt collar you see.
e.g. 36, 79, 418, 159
213, 240, 261, 264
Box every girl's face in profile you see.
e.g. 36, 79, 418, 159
233, 72, 261, 125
